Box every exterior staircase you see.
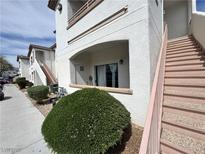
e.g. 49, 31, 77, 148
160, 35, 205, 154
40, 62, 57, 85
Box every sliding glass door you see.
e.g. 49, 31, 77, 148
95, 63, 118, 88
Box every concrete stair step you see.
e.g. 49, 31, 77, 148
166, 52, 201, 60
163, 95, 205, 114
161, 141, 188, 154
165, 70, 205, 78
166, 59, 204, 67
162, 111, 205, 134
165, 78, 205, 87
167, 43, 196, 50
168, 36, 193, 44
168, 41, 195, 48
166, 55, 203, 62
165, 65, 205, 72
164, 86, 205, 99
168, 38, 196, 45
161, 123, 205, 154
167, 48, 200, 55
166, 51, 201, 59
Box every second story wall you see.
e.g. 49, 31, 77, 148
55, 0, 149, 54
20, 59, 30, 80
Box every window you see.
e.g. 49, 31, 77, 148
95, 63, 118, 88
196, 0, 205, 12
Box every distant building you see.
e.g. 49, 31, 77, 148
17, 55, 29, 80
28, 44, 57, 86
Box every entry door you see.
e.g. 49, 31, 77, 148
95, 63, 118, 88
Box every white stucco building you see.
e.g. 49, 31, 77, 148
48, 0, 204, 126
17, 55, 30, 80
28, 44, 57, 86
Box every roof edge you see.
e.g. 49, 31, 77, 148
28, 44, 56, 57
17, 55, 29, 62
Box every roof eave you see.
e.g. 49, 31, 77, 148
48, 0, 59, 11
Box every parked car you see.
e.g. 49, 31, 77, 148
0, 77, 6, 84
0, 84, 4, 101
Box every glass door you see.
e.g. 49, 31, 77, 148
95, 63, 118, 88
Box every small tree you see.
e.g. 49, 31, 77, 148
0, 56, 13, 75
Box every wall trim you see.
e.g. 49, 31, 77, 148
67, 6, 128, 44
69, 84, 133, 95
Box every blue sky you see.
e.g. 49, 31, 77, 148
0, 0, 55, 67
196, 0, 205, 12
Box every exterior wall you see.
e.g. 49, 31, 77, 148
164, 0, 188, 39
35, 49, 56, 75
34, 71, 44, 86
192, 12, 205, 48
29, 48, 56, 85
148, 0, 163, 86
54, 0, 164, 126
19, 59, 30, 80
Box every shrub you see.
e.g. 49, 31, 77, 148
16, 77, 26, 83
26, 80, 33, 87
16, 77, 27, 89
42, 88, 130, 154
27, 85, 49, 102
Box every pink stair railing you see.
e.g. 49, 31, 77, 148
139, 24, 168, 154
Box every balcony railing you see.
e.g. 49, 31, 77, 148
139, 24, 168, 154
67, 0, 104, 29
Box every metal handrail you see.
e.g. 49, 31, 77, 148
139, 24, 168, 154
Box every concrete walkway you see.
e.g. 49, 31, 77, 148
0, 84, 51, 154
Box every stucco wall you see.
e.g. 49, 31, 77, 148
19, 59, 30, 80
148, 0, 163, 87
191, 12, 205, 48
54, 0, 164, 126
164, 0, 188, 39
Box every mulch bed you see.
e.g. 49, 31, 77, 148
106, 123, 143, 154
15, 84, 53, 117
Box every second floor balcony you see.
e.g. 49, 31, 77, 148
67, 0, 103, 28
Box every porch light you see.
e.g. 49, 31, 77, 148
57, 3, 62, 13
119, 59, 124, 64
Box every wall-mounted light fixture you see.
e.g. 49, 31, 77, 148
119, 59, 124, 64
57, 3, 62, 13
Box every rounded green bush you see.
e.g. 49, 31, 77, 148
16, 77, 27, 89
42, 88, 130, 154
27, 85, 49, 101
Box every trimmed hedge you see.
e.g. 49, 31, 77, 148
42, 88, 130, 154
27, 85, 49, 102
16, 77, 27, 89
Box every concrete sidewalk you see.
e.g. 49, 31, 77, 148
0, 84, 51, 154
